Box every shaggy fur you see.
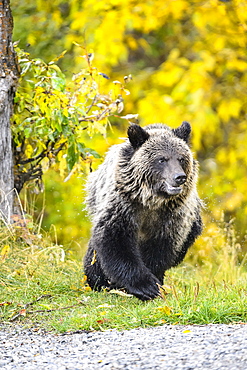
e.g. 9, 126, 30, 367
84, 121, 203, 301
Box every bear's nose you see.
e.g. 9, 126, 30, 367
174, 173, 186, 186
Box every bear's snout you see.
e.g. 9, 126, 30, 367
174, 172, 187, 186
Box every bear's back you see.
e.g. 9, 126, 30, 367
86, 144, 123, 218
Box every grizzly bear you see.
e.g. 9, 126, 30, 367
84, 121, 202, 301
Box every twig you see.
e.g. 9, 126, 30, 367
86, 94, 98, 114
10, 297, 86, 322
24, 294, 53, 308
19, 140, 51, 165
27, 302, 85, 314
10, 294, 52, 321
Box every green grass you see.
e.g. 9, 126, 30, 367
1, 220, 247, 333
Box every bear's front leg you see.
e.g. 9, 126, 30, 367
84, 204, 161, 301
84, 242, 111, 290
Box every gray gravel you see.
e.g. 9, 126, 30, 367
0, 324, 247, 369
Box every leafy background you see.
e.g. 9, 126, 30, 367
11, 0, 247, 257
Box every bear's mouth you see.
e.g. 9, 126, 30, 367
165, 182, 183, 195
155, 181, 183, 196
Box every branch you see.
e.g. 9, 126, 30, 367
27, 302, 85, 314
9, 295, 86, 321
9, 294, 52, 321
18, 140, 51, 165
86, 94, 98, 114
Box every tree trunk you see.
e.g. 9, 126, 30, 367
0, 0, 19, 222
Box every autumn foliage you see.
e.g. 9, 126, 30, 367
11, 0, 247, 249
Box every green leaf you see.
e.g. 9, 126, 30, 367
84, 148, 101, 158
20, 61, 32, 76
51, 76, 66, 91
24, 127, 32, 138
77, 142, 85, 152
67, 141, 77, 171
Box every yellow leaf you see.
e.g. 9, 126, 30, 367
39, 304, 52, 310
109, 289, 133, 297
91, 250, 97, 265
156, 306, 172, 315
97, 304, 115, 308
83, 286, 92, 292
81, 275, 87, 283
48, 64, 63, 73
182, 330, 191, 333
1, 245, 10, 261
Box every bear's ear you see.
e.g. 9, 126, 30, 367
173, 121, 191, 143
127, 124, 150, 149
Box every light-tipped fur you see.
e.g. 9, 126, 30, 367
84, 122, 203, 301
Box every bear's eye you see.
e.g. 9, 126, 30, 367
158, 157, 168, 164
178, 157, 186, 165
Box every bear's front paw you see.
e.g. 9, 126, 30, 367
126, 275, 161, 301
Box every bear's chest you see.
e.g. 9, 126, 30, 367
137, 208, 173, 239
137, 206, 193, 248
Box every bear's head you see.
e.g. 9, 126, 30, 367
118, 122, 197, 207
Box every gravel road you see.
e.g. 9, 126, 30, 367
0, 324, 247, 369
